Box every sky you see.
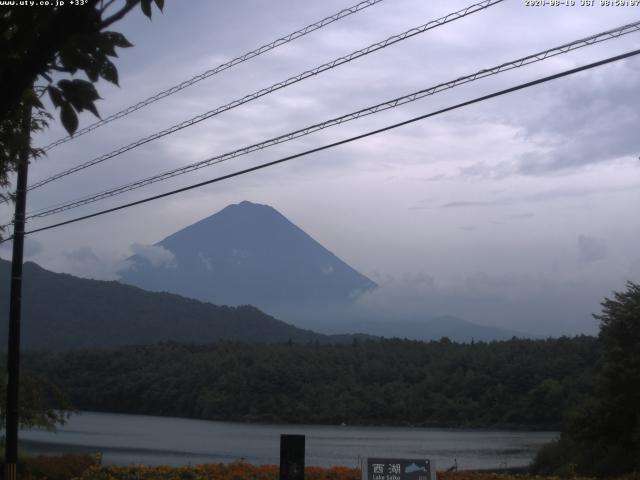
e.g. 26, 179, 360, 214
2, 0, 639, 336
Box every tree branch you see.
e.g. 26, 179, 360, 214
99, 0, 118, 14
100, 1, 139, 29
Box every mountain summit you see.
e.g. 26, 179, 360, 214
118, 201, 377, 319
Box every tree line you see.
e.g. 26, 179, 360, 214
22, 335, 598, 430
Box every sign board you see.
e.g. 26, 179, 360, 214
365, 458, 436, 480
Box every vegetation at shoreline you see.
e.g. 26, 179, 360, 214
24, 335, 597, 430
3, 454, 640, 480
0, 453, 96, 480
531, 282, 640, 477
0, 368, 73, 431
73, 463, 359, 480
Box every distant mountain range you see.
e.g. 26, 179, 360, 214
118, 201, 377, 320
0, 259, 366, 351
312, 316, 534, 342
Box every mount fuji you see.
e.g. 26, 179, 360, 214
118, 201, 377, 320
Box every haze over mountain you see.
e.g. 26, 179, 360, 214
0, 258, 531, 347
116, 201, 533, 341
311, 316, 533, 343
0, 259, 354, 351
118, 201, 377, 320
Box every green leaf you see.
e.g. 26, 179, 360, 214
58, 48, 80, 74
57, 80, 101, 118
100, 59, 119, 86
71, 79, 101, 101
48, 86, 63, 108
103, 31, 134, 49
84, 100, 100, 119
141, 0, 152, 18
84, 62, 100, 82
60, 102, 78, 135
98, 33, 118, 57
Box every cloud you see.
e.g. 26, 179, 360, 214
352, 272, 437, 318
512, 61, 640, 175
65, 246, 100, 264
229, 248, 250, 265
630, 258, 640, 280
322, 264, 334, 275
0, 237, 43, 259
577, 235, 606, 263
24, 238, 44, 258
506, 213, 534, 220
441, 200, 495, 208
350, 268, 626, 336
198, 252, 213, 271
62, 246, 125, 280
440, 184, 640, 209
129, 243, 176, 268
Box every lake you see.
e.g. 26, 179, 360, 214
20, 411, 557, 470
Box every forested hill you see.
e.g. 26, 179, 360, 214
0, 259, 356, 350
25, 336, 599, 429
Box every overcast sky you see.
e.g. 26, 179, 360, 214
2, 0, 639, 336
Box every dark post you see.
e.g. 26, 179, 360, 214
280, 434, 305, 480
4, 104, 31, 480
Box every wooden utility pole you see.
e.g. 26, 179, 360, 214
4, 104, 32, 480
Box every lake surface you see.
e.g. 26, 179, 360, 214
20, 412, 557, 470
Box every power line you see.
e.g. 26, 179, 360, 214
39, 0, 388, 152
25, 20, 640, 220
9, 48, 638, 242
27, 0, 504, 192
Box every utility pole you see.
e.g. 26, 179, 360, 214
4, 104, 32, 480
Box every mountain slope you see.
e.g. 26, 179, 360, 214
0, 259, 339, 351
118, 201, 376, 318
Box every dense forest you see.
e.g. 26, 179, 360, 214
24, 336, 598, 430
531, 282, 640, 476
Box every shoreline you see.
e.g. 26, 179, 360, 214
69, 409, 559, 434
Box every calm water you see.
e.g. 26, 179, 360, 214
20, 412, 556, 469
